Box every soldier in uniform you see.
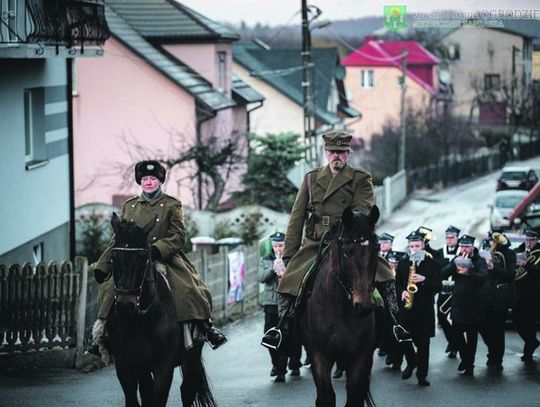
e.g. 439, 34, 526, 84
258, 232, 302, 383
513, 229, 540, 362
379, 233, 395, 259
395, 230, 442, 387
442, 234, 487, 376
479, 232, 516, 371
89, 160, 226, 357
436, 226, 461, 358
261, 131, 397, 350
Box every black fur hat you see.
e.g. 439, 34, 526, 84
135, 160, 166, 184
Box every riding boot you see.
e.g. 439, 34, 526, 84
202, 320, 227, 350
261, 293, 295, 350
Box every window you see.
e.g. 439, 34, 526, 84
24, 87, 46, 169
327, 81, 338, 113
24, 90, 34, 162
448, 44, 460, 60
33, 242, 44, 264
361, 70, 374, 89
484, 74, 500, 91
217, 51, 227, 93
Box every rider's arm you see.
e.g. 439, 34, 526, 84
351, 170, 375, 215
282, 175, 309, 261
152, 200, 186, 260
94, 203, 127, 283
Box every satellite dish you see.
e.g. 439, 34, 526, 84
334, 65, 346, 80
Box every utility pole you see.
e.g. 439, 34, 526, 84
398, 48, 409, 171
301, 0, 317, 165
511, 45, 518, 129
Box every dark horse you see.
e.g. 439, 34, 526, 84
108, 213, 216, 407
298, 206, 380, 407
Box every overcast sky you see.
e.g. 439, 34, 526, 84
179, 0, 540, 26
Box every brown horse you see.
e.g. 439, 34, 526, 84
298, 206, 379, 407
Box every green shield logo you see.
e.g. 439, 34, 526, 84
384, 5, 407, 32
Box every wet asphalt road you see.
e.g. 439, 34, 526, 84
1, 312, 539, 407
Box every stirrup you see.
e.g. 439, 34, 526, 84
261, 327, 283, 350
393, 324, 412, 342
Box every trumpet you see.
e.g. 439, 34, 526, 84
404, 258, 418, 310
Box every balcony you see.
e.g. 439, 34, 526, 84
0, 0, 109, 58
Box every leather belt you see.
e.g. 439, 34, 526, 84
312, 214, 341, 226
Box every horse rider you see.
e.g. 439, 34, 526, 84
261, 130, 397, 350
441, 234, 487, 376
513, 229, 540, 362
479, 232, 516, 371
395, 230, 442, 387
258, 231, 302, 383
88, 160, 227, 357
435, 225, 461, 359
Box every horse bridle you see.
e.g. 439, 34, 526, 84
111, 247, 157, 315
333, 224, 375, 303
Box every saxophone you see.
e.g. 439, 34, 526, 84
404, 258, 418, 310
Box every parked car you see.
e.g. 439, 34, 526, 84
496, 166, 538, 191
489, 190, 529, 231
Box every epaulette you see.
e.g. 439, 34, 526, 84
349, 164, 371, 175
306, 167, 322, 175
123, 195, 138, 204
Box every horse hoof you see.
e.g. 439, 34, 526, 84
417, 378, 430, 386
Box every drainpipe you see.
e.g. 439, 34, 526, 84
246, 100, 263, 158
196, 104, 215, 210
67, 58, 76, 260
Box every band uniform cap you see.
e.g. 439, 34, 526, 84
135, 160, 166, 184
458, 234, 475, 246
524, 229, 539, 239
387, 250, 405, 263
378, 232, 395, 243
322, 130, 353, 151
406, 230, 424, 242
270, 232, 285, 242
445, 226, 461, 236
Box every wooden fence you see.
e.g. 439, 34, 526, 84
0, 258, 88, 368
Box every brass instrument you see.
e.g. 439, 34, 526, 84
515, 249, 540, 281
439, 251, 469, 314
404, 252, 421, 310
490, 232, 508, 270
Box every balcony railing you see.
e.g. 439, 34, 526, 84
0, 0, 109, 49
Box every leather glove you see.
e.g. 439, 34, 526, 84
150, 245, 161, 261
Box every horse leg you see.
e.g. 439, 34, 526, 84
310, 351, 336, 407
151, 365, 175, 407
115, 361, 141, 407
138, 370, 154, 407
344, 350, 374, 407
180, 344, 216, 407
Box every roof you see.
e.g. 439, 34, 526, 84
233, 45, 345, 125
106, 0, 239, 42
231, 74, 265, 104
342, 37, 438, 93
105, 6, 235, 112
436, 18, 540, 41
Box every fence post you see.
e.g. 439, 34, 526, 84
74, 257, 88, 368
383, 176, 392, 216
221, 246, 229, 319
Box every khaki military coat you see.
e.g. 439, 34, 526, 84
278, 164, 394, 297
95, 192, 212, 322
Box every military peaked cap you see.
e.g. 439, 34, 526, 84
135, 160, 166, 184
270, 232, 285, 242
445, 225, 461, 236
524, 229, 539, 239
378, 232, 395, 243
322, 130, 352, 151
458, 234, 475, 246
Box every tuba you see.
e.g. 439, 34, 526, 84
515, 248, 540, 281
404, 251, 424, 310
490, 232, 507, 270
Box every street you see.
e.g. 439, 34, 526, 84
2, 157, 540, 406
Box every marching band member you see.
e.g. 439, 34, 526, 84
396, 230, 442, 387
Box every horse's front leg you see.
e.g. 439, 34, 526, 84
344, 349, 375, 407
115, 360, 141, 407
151, 365, 175, 407
138, 370, 154, 407
310, 351, 336, 407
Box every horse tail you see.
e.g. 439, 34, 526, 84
181, 348, 216, 407
365, 384, 376, 407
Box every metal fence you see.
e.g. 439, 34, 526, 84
374, 170, 408, 218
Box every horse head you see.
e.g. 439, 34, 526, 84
339, 205, 380, 316
110, 213, 157, 314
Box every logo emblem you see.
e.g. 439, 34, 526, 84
384, 5, 407, 32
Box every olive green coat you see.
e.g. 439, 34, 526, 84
95, 192, 212, 322
277, 164, 394, 296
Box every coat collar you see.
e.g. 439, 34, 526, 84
317, 164, 354, 201
137, 191, 166, 206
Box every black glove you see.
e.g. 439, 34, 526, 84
94, 268, 110, 284
150, 245, 161, 261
